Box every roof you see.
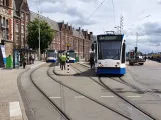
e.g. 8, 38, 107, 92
13, 0, 19, 18
73, 29, 85, 39
30, 11, 60, 31
14, 0, 23, 10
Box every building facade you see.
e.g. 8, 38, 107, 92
0, 0, 13, 56
13, 0, 30, 49
30, 11, 93, 61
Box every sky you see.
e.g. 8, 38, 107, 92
28, 0, 161, 53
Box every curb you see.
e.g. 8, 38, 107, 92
17, 63, 46, 120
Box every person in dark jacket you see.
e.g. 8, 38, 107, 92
90, 56, 94, 68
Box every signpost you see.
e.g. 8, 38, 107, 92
66, 43, 71, 73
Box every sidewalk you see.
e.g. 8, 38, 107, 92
53, 63, 77, 76
0, 61, 44, 120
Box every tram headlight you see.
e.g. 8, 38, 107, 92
116, 62, 120, 65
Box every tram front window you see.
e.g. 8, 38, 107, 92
98, 41, 121, 60
69, 52, 75, 58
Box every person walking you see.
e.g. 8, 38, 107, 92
22, 55, 26, 69
59, 55, 62, 69
61, 53, 66, 70
90, 55, 94, 69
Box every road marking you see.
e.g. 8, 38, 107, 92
9, 101, 22, 119
50, 97, 61, 99
75, 96, 85, 99
127, 96, 141, 98
101, 96, 114, 98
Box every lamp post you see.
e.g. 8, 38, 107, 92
38, 0, 41, 61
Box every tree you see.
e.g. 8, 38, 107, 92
27, 18, 55, 53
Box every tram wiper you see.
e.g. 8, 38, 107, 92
111, 53, 120, 59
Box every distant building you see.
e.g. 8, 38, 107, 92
30, 11, 93, 61
13, 0, 30, 49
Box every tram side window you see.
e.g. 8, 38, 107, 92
121, 43, 126, 63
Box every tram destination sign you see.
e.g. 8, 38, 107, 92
97, 35, 123, 41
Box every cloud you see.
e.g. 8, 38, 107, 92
28, 0, 161, 53
157, 0, 161, 4
69, 19, 96, 27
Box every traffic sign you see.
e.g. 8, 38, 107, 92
66, 43, 71, 47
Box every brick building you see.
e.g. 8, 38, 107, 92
0, 0, 13, 56
13, 0, 30, 49
30, 11, 93, 61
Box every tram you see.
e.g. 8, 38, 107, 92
67, 50, 76, 63
46, 50, 58, 63
93, 32, 126, 75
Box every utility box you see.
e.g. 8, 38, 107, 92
6, 56, 13, 69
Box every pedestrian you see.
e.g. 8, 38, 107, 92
29, 55, 32, 64
90, 55, 94, 68
61, 53, 66, 70
32, 54, 34, 64
22, 55, 26, 69
59, 55, 62, 69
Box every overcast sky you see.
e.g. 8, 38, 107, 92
28, 0, 161, 53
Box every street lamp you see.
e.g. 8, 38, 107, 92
38, 0, 41, 61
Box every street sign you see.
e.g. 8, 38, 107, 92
66, 43, 71, 47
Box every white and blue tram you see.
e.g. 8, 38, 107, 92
93, 33, 126, 75
46, 50, 58, 63
67, 50, 76, 63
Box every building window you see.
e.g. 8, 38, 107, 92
16, 24, 19, 32
6, 0, 9, 6
26, 15, 29, 22
3, 17, 5, 27
21, 25, 24, 33
21, 36, 24, 47
3, 0, 5, 6
6, 19, 8, 28
0, 16, 1, 27
16, 35, 19, 44
21, 13, 24, 20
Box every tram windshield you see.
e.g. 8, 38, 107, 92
98, 41, 122, 60
47, 51, 57, 58
69, 52, 75, 58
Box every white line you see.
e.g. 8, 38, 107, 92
50, 97, 61, 99
101, 96, 115, 98
75, 96, 85, 99
127, 96, 141, 98
9, 101, 22, 119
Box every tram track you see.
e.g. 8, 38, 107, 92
77, 63, 161, 99
49, 63, 132, 120
71, 63, 157, 120
30, 64, 71, 120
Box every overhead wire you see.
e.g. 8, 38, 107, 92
81, 0, 106, 29
112, 0, 116, 27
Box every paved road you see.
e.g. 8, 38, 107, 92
20, 61, 161, 120
69, 63, 161, 119
32, 64, 128, 120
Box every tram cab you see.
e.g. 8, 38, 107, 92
93, 32, 126, 75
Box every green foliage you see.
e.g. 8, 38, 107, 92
27, 18, 55, 53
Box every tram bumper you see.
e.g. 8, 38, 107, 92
96, 67, 126, 75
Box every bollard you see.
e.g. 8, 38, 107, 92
67, 52, 70, 73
